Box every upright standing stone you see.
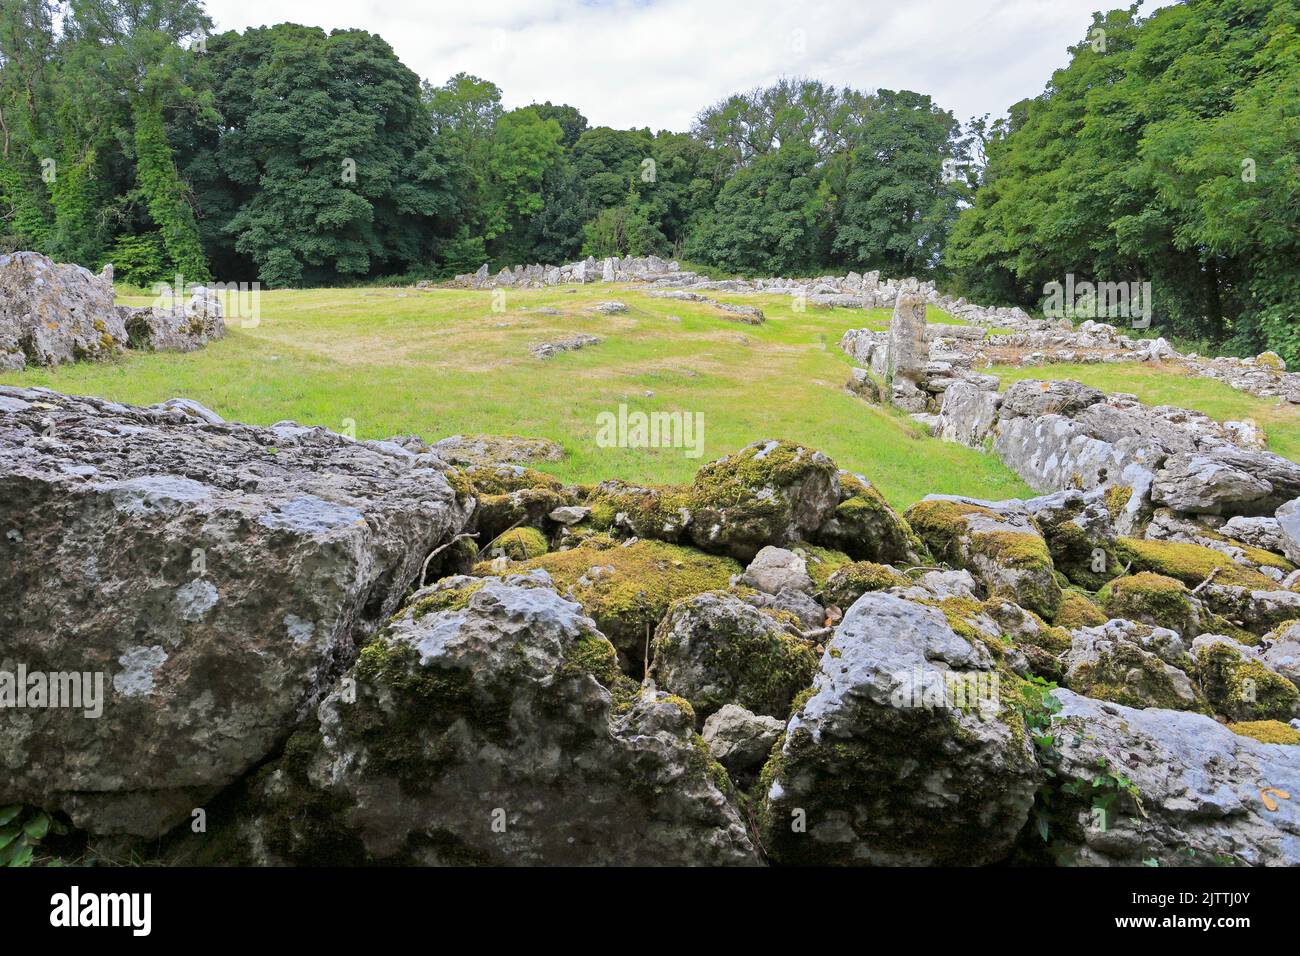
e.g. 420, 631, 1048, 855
887, 292, 930, 412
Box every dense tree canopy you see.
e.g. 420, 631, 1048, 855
945, 0, 1300, 361
1, 0, 1291, 372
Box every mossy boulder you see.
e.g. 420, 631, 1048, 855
466, 463, 576, 543
757, 591, 1039, 865
821, 561, 909, 610
500, 538, 740, 667
1055, 589, 1109, 630
1064, 619, 1203, 712
814, 470, 925, 564
241, 578, 757, 865
1098, 572, 1203, 637
904, 497, 1063, 619
688, 439, 840, 561
583, 479, 693, 542
1115, 537, 1277, 590
1194, 638, 1300, 722
1024, 490, 1121, 591
487, 526, 549, 560
651, 591, 818, 720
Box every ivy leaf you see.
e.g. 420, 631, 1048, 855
23, 813, 50, 841
0, 805, 21, 826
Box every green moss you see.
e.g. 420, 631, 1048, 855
504, 538, 740, 662
903, 499, 998, 561
821, 561, 909, 609
653, 592, 819, 719
463, 464, 564, 496
1116, 537, 1277, 590
1196, 642, 1300, 722
1055, 589, 1108, 630
405, 580, 486, 620
583, 480, 693, 540
1098, 572, 1198, 634
490, 526, 549, 560
794, 543, 853, 591
1103, 485, 1132, 521
970, 530, 1053, 571
1068, 640, 1204, 712
559, 634, 622, 688
1228, 720, 1300, 745
691, 439, 834, 506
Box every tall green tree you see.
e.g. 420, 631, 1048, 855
946, 0, 1300, 360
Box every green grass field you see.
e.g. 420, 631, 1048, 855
4, 286, 1296, 509
1, 285, 1023, 508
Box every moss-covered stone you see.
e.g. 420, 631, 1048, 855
903, 499, 1000, 561
651, 590, 818, 720
1196, 641, 1300, 722
1067, 637, 1204, 712
1228, 720, 1300, 745
1055, 589, 1109, 630
793, 543, 853, 591
687, 439, 840, 560
489, 526, 549, 560
501, 538, 740, 667
1098, 572, 1200, 636
821, 561, 909, 610
583, 480, 693, 541
1116, 537, 1277, 590
814, 471, 925, 564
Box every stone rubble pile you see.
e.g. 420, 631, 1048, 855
4, 392, 1299, 867
0, 251, 225, 370
456, 255, 1299, 404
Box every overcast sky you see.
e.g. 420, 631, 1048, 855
200, 0, 1174, 131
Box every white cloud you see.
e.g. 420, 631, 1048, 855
202, 0, 1174, 130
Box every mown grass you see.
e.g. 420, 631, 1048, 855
991, 362, 1300, 464
2, 284, 1027, 508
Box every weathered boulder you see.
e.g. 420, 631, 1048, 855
0, 252, 125, 369
120, 286, 225, 352
688, 440, 840, 561
431, 434, 566, 467
1193, 636, 1300, 722
815, 470, 923, 564
886, 292, 930, 412
246, 577, 757, 865
0, 386, 473, 837
650, 591, 817, 720
905, 496, 1062, 619
935, 381, 1001, 448
1151, 452, 1286, 515
701, 704, 784, 774
1064, 619, 1201, 711
1049, 690, 1300, 866
757, 592, 1038, 864
998, 379, 1105, 421
1277, 498, 1300, 564
1262, 622, 1300, 689
739, 546, 813, 595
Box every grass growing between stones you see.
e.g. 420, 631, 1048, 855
1, 285, 1027, 508
991, 362, 1300, 464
